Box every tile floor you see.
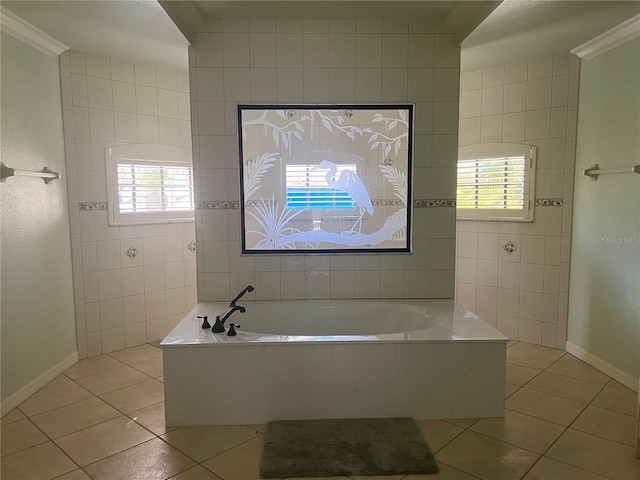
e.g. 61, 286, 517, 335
2, 342, 639, 480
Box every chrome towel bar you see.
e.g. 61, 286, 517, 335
583, 163, 640, 181
0, 162, 60, 184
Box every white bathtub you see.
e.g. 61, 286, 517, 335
161, 299, 507, 426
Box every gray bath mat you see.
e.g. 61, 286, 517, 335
260, 417, 439, 478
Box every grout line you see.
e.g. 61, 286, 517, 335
79, 436, 160, 472
515, 355, 613, 480
14, 414, 84, 473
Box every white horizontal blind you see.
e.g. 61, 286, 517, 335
116, 163, 194, 213
456, 143, 536, 222
457, 155, 526, 210
286, 164, 356, 210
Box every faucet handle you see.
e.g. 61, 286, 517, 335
227, 323, 240, 336
197, 315, 211, 329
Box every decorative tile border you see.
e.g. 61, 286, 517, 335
535, 198, 564, 207
197, 201, 239, 209
79, 202, 107, 211
197, 199, 458, 209
414, 199, 456, 208
372, 199, 405, 207
79, 199, 560, 211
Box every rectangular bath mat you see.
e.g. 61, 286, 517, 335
260, 417, 439, 478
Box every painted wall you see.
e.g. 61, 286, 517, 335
0, 33, 76, 399
190, 18, 460, 302
455, 53, 580, 347
568, 37, 640, 379
59, 50, 196, 358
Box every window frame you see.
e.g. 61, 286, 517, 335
237, 104, 414, 255
456, 142, 536, 222
105, 144, 194, 226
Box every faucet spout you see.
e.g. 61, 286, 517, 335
211, 305, 246, 333
220, 305, 246, 325
229, 285, 254, 307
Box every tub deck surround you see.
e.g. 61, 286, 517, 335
161, 299, 507, 426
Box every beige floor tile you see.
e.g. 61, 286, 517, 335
1, 408, 26, 424
436, 430, 539, 480
128, 401, 173, 435
607, 379, 635, 391
156, 375, 165, 383
506, 363, 540, 386
54, 470, 92, 480
545, 354, 610, 385
64, 355, 126, 380
416, 419, 465, 452
547, 429, 640, 480
525, 371, 603, 403
109, 344, 162, 366
470, 409, 565, 454
131, 356, 164, 377
505, 383, 520, 398
444, 418, 477, 428
30, 397, 120, 439
18, 381, 93, 417
572, 405, 637, 447
507, 340, 519, 347
203, 435, 265, 480
405, 462, 482, 479
508, 341, 564, 357
41, 374, 75, 390
161, 425, 259, 462
83, 438, 195, 480
523, 456, 609, 480
1, 418, 49, 456
54, 415, 154, 466
248, 423, 267, 433
505, 387, 586, 426
592, 385, 638, 416
0, 442, 77, 480
100, 378, 164, 413
507, 346, 562, 370
168, 465, 223, 479
75, 365, 152, 396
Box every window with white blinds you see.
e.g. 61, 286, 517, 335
116, 163, 194, 213
285, 164, 357, 210
456, 143, 536, 222
106, 145, 194, 226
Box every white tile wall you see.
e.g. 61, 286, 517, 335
191, 19, 460, 302
59, 50, 196, 358
455, 53, 579, 348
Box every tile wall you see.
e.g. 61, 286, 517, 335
455, 53, 580, 347
59, 50, 197, 358
190, 18, 460, 302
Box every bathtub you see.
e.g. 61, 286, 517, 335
161, 299, 507, 426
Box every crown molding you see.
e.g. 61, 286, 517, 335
0, 6, 68, 56
571, 13, 640, 60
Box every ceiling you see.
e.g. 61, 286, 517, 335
191, 1, 458, 19
2, 1, 639, 73
461, 0, 640, 71
2, 0, 190, 70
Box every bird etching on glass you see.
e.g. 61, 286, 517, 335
313, 160, 373, 235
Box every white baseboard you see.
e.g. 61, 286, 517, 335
565, 342, 638, 393
1, 351, 79, 416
